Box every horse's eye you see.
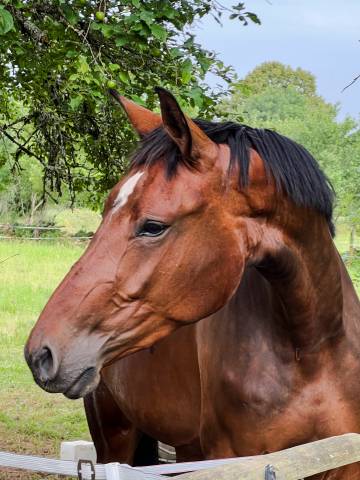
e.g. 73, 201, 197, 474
137, 221, 168, 237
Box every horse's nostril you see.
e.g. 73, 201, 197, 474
39, 347, 53, 373
31, 346, 58, 383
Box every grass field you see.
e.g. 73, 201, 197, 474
0, 241, 89, 479
0, 228, 359, 479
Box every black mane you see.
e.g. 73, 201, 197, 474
131, 119, 335, 235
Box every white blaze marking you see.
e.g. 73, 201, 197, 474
113, 171, 144, 212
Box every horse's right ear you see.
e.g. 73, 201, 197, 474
155, 87, 217, 165
109, 89, 162, 136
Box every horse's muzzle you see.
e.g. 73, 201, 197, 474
24, 343, 100, 399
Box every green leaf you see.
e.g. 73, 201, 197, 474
77, 56, 89, 74
109, 63, 120, 72
99, 24, 114, 39
247, 12, 261, 25
160, 5, 176, 20
184, 36, 194, 48
90, 22, 102, 31
150, 24, 167, 41
66, 50, 78, 58
199, 56, 212, 74
69, 95, 83, 110
119, 71, 130, 84
181, 59, 192, 84
139, 10, 153, 25
115, 36, 128, 47
62, 6, 78, 26
130, 94, 146, 106
189, 86, 204, 108
0, 8, 13, 35
170, 47, 182, 58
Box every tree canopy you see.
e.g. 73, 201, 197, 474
0, 0, 259, 203
236, 61, 317, 97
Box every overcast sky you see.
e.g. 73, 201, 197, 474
194, 0, 360, 120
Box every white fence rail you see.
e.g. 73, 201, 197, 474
0, 450, 254, 479
1, 434, 360, 479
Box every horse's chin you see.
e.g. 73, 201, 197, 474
35, 366, 101, 399
63, 367, 101, 399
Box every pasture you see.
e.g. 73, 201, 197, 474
0, 228, 359, 479
0, 240, 90, 479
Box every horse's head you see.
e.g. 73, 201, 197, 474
25, 88, 332, 399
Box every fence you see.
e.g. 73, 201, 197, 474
0, 223, 92, 241
1, 433, 360, 479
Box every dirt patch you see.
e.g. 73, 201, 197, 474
0, 420, 81, 479
0, 468, 65, 480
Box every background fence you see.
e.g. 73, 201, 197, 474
0, 223, 92, 241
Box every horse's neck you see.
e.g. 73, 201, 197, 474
238, 221, 359, 355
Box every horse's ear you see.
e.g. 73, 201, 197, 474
109, 89, 162, 136
155, 87, 217, 164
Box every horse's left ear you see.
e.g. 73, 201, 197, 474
155, 87, 217, 165
109, 89, 162, 136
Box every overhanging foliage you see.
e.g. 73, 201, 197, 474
0, 0, 259, 203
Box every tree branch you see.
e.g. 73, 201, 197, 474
342, 74, 360, 92
6, 6, 48, 45
0, 126, 46, 167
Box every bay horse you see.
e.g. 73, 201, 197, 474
25, 88, 360, 479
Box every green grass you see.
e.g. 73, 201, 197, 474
335, 223, 360, 294
0, 227, 359, 479
0, 240, 89, 479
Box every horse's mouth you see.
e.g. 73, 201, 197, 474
63, 367, 99, 399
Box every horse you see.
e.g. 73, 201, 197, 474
25, 87, 360, 479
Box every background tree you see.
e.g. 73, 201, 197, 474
234, 61, 317, 97
0, 0, 259, 204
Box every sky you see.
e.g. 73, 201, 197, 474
194, 0, 360, 120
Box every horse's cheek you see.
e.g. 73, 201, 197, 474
164, 240, 244, 323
